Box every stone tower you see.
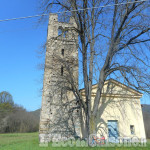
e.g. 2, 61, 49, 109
39, 14, 80, 143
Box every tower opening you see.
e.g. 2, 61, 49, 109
61, 49, 64, 56
61, 66, 63, 76
58, 27, 63, 36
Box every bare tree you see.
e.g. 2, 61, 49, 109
39, 0, 150, 141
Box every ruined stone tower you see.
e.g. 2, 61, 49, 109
39, 14, 80, 143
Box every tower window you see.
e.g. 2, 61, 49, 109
61, 49, 64, 56
130, 125, 135, 135
61, 66, 63, 76
64, 30, 68, 38
58, 28, 63, 36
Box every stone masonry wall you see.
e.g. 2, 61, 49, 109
39, 14, 80, 143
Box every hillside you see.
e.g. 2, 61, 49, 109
142, 104, 150, 139
30, 109, 41, 120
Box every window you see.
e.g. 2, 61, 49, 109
64, 30, 68, 38
130, 125, 135, 135
61, 66, 63, 76
61, 49, 64, 56
58, 28, 63, 36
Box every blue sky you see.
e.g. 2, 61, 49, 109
0, 0, 149, 111
0, 0, 47, 111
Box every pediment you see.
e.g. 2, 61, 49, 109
80, 79, 143, 98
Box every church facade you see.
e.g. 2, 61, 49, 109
39, 14, 146, 143
80, 79, 146, 142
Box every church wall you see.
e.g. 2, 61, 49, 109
80, 81, 146, 141
96, 96, 146, 140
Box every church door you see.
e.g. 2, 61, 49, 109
108, 120, 119, 143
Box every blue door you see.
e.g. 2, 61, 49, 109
108, 120, 119, 143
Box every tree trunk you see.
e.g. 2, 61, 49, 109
89, 114, 96, 135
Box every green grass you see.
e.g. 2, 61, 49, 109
0, 133, 149, 150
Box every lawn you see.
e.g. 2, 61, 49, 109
0, 133, 149, 150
